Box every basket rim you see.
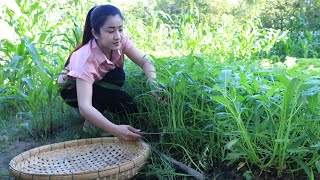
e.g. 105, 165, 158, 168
9, 137, 150, 178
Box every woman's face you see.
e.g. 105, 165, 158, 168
95, 15, 124, 53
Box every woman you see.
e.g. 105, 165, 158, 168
58, 5, 157, 141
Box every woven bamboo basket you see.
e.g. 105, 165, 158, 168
9, 137, 150, 180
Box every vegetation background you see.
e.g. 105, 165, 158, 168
0, 0, 320, 179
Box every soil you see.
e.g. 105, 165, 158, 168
0, 138, 40, 179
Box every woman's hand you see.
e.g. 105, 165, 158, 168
112, 125, 142, 141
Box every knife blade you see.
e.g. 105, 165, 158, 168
135, 131, 175, 135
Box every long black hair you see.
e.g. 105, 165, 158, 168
64, 5, 124, 67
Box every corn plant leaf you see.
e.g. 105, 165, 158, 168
16, 41, 26, 56
22, 77, 34, 90
10, 56, 23, 67
5, 6, 14, 21
23, 37, 45, 73
29, 2, 40, 13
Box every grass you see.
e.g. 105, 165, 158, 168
0, 117, 29, 152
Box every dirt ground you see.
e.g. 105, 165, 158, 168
0, 117, 86, 179
0, 138, 40, 178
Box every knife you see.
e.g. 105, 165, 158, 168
135, 131, 175, 135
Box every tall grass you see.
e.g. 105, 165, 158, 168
1, 0, 320, 178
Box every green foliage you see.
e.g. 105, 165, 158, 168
259, 0, 320, 31
0, 0, 89, 137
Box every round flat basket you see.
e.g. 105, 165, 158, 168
9, 137, 150, 180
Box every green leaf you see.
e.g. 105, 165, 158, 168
212, 96, 230, 106
283, 78, 301, 111
286, 148, 310, 153
22, 77, 34, 90
274, 138, 290, 143
176, 79, 186, 93
306, 94, 318, 113
291, 156, 312, 179
22, 37, 45, 73
266, 85, 278, 97
276, 74, 289, 87
185, 73, 196, 85
219, 70, 232, 89
29, 2, 40, 13
5, 6, 15, 20
194, 55, 205, 66
310, 142, 320, 148
315, 161, 320, 173
225, 139, 239, 150
16, 41, 26, 56
225, 152, 246, 165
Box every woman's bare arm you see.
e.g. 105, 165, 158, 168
126, 46, 157, 85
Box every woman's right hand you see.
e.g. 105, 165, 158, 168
112, 125, 142, 141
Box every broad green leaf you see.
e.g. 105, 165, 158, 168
219, 70, 232, 89
266, 85, 278, 97
275, 74, 289, 87
185, 73, 196, 85
225, 139, 239, 150
212, 96, 230, 106
194, 55, 204, 66
303, 86, 320, 97
22, 37, 45, 73
176, 79, 186, 93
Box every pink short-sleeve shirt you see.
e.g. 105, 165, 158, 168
58, 36, 133, 85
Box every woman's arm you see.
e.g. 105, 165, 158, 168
76, 78, 141, 141
126, 46, 157, 85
